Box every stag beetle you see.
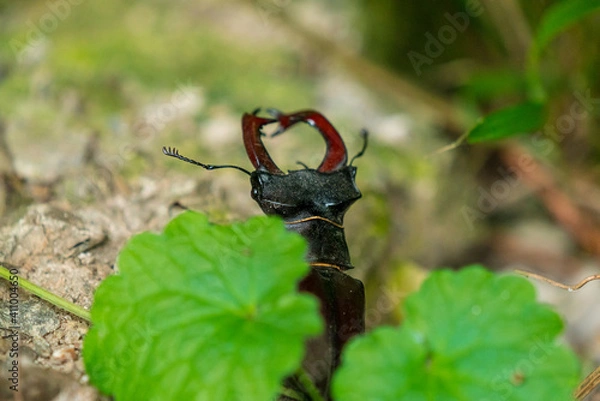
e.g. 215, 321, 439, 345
163, 108, 367, 400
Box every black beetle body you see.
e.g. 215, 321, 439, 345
164, 109, 367, 400
251, 167, 360, 270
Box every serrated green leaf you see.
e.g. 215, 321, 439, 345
467, 102, 546, 143
534, 0, 600, 53
332, 266, 580, 401
83, 211, 322, 401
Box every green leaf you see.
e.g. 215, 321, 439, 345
527, 0, 600, 98
83, 211, 322, 401
467, 102, 546, 143
462, 69, 527, 100
332, 266, 580, 401
534, 0, 600, 53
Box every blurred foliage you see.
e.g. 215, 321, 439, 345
357, 0, 600, 153
0, 1, 314, 116
1, 0, 600, 349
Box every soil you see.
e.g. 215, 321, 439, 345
0, 160, 258, 400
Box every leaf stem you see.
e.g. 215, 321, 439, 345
575, 364, 600, 400
515, 269, 600, 292
295, 368, 325, 401
0, 264, 91, 322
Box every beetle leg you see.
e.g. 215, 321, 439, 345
242, 111, 283, 174
265, 109, 348, 172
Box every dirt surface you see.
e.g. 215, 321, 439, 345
0, 163, 261, 400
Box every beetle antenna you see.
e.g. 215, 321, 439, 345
296, 161, 311, 169
162, 146, 252, 175
349, 129, 368, 166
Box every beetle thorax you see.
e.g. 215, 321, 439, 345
250, 167, 361, 270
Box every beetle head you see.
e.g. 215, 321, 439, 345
242, 108, 349, 174
243, 109, 362, 220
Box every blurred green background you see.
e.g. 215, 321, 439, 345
2, 0, 600, 389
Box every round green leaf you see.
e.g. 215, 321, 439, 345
333, 265, 580, 401
84, 211, 322, 401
